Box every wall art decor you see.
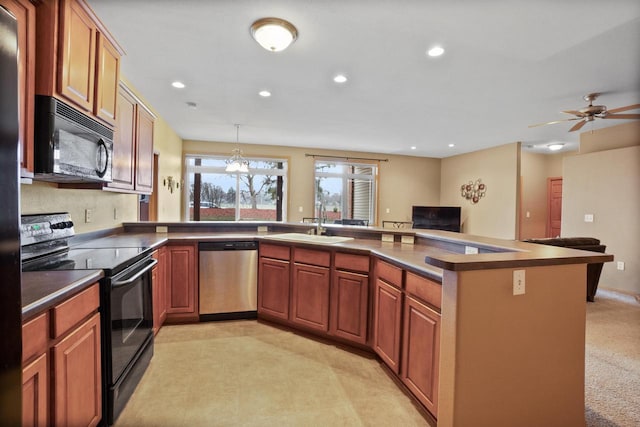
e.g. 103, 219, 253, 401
461, 179, 486, 204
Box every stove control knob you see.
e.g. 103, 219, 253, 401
65, 221, 74, 228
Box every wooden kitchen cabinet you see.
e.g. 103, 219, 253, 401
1, 0, 36, 178
107, 83, 155, 193
34, 0, 123, 126
401, 295, 441, 416
330, 252, 369, 345
291, 262, 330, 332
373, 259, 404, 374
22, 353, 48, 427
152, 246, 168, 334
166, 244, 198, 321
258, 257, 291, 321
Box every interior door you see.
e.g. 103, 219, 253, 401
547, 177, 562, 237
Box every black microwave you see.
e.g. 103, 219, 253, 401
34, 96, 113, 183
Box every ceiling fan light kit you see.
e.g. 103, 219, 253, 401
529, 93, 640, 132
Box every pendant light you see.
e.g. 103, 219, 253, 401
225, 124, 249, 173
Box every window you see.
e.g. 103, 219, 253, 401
185, 155, 287, 221
314, 160, 377, 225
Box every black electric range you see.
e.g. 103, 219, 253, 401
22, 246, 152, 274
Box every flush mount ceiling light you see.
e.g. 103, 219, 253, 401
548, 143, 565, 151
448, 143, 455, 148
250, 17, 298, 52
171, 81, 185, 88
427, 46, 445, 57
258, 90, 271, 97
225, 124, 249, 173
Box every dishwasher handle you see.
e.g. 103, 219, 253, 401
199, 241, 258, 251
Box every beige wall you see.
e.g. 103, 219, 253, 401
580, 121, 640, 154
182, 140, 441, 224
440, 143, 520, 239
20, 79, 183, 230
562, 144, 640, 295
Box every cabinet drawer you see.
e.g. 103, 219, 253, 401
22, 312, 49, 363
375, 259, 403, 288
51, 283, 100, 339
406, 272, 442, 310
294, 247, 330, 267
260, 243, 290, 261
335, 252, 369, 273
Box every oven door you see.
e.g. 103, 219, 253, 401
108, 256, 156, 384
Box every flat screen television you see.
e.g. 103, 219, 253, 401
412, 206, 461, 232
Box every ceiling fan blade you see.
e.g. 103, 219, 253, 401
607, 104, 640, 114
528, 118, 580, 128
603, 113, 640, 120
561, 110, 585, 116
569, 119, 588, 132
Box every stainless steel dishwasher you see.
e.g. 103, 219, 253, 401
198, 241, 258, 321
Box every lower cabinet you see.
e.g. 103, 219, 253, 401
373, 277, 403, 374
166, 244, 198, 321
152, 246, 168, 334
22, 353, 48, 427
257, 256, 291, 320
52, 313, 102, 427
22, 283, 101, 427
330, 269, 369, 344
401, 295, 441, 416
291, 262, 330, 332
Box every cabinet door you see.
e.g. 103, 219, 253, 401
108, 88, 136, 190
52, 312, 101, 427
135, 106, 154, 193
401, 296, 441, 416
166, 245, 197, 315
373, 278, 403, 373
22, 353, 48, 427
291, 263, 330, 332
257, 257, 290, 320
158, 246, 168, 325
330, 270, 368, 344
58, 0, 96, 112
94, 32, 120, 125
1, 0, 35, 176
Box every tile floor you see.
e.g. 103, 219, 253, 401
115, 320, 430, 426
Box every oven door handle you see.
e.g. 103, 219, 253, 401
112, 258, 158, 288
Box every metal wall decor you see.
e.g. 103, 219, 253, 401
461, 179, 486, 204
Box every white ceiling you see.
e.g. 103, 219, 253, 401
88, 0, 640, 158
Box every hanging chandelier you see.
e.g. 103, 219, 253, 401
225, 124, 249, 173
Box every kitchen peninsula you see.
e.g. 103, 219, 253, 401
79, 221, 609, 427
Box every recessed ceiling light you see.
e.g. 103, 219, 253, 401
448, 143, 455, 148
333, 74, 348, 83
427, 46, 445, 57
259, 90, 271, 97
548, 143, 564, 151
410, 146, 417, 150
171, 81, 185, 89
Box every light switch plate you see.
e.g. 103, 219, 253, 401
257, 226, 268, 233
155, 226, 168, 233
584, 214, 594, 223
617, 261, 625, 271
513, 270, 526, 295
465, 246, 478, 254
401, 235, 414, 245
381, 234, 394, 243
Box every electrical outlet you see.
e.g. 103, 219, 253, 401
85, 209, 92, 223
526, 211, 530, 218
298, 206, 303, 213
584, 214, 594, 223
513, 270, 526, 295
155, 226, 168, 233
386, 208, 390, 214
114, 208, 118, 220
617, 261, 625, 271
465, 246, 478, 254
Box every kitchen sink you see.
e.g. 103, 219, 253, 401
266, 233, 354, 244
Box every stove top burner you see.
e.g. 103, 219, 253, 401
22, 247, 152, 275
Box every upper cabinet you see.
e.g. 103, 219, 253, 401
34, 0, 123, 127
1, 0, 36, 178
106, 83, 155, 194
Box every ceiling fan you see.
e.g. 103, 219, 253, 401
529, 93, 640, 132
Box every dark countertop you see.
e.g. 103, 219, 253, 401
22, 270, 104, 320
